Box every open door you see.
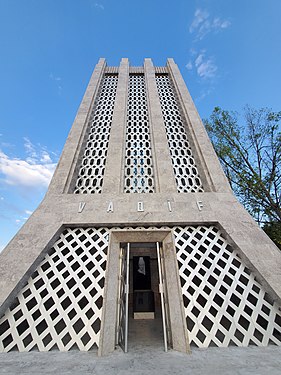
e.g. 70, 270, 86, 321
117, 241, 170, 353
117, 243, 130, 352
156, 242, 169, 352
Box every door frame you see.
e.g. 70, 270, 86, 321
98, 229, 190, 356
117, 243, 130, 352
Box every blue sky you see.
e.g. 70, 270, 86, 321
1, 0, 281, 251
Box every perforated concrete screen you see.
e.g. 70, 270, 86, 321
155, 74, 204, 193
0, 228, 109, 352
124, 74, 155, 193
1, 226, 280, 352
74, 74, 118, 194
173, 226, 281, 347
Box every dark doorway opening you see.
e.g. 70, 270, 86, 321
128, 243, 164, 349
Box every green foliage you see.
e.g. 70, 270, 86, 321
204, 106, 281, 225
263, 222, 281, 249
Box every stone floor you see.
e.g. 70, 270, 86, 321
128, 306, 164, 349
1, 345, 281, 375
1, 315, 281, 375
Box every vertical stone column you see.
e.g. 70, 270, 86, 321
102, 58, 129, 194
98, 234, 120, 356
48, 58, 106, 195
167, 58, 231, 193
144, 59, 177, 193
163, 233, 190, 353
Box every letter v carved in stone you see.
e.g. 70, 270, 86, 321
78, 202, 86, 213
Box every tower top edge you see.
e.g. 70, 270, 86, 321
98, 58, 172, 69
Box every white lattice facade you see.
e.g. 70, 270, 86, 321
1, 225, 280, 352
0, 228, 109, 352
124, 74, 155, 193
1, 58, 281, 356
74, 74, 118, 194
173, 226, 281, 347
155, 74, 204, 193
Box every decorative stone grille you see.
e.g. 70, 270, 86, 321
0, 227, 109, 352
173, 225, 281, 347
1, 225, 280, 352
74, 74, 118, 194
105, 67, 119, 74
124, 74, 155, 193
155, 67, 168, 74
155, 75, 204, 193
129, 67, 144, 74
113, 225, 281, 348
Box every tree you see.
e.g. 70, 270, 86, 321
263, 222, 281, 249
204, 106, 281, 225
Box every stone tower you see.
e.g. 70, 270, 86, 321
0, 58, 281, 355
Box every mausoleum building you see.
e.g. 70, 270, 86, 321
0, 58, 281, 355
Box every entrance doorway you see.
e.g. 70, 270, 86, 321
117, 242, 169, 352
98, 229, 190, 356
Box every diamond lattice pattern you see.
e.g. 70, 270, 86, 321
74, 74, 118, 194
0, 228, 109, 352
124, 74, 155, 193
173, 225, 281, 347
1, 225, 280, 352
156, 75, 204, 193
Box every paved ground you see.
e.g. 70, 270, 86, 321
1, 345, 281, 375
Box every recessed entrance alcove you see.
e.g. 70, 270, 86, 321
126, 243, 164, 349
98, 229, 190, 355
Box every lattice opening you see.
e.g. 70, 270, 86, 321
0, 228, 109, 352
155, 74, 204, 193
173, 225, 281, 347
124, 74, 155, 193
74, 74, 118, 194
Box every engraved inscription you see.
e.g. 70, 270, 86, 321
197, 201, 203, 211
78, 202, 86, 213
137, 201, 144, 212
107, 201, 114, 213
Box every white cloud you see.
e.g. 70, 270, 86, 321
189, 9, 209, 34
190, 48, 197, 56
195, 53, 204, 67
1, 142, 14, 148
40, 151, 52, 164
0, 150, 56, 188
24, 137, 37, 162
197, 59, 217, 79
187, 9, 229, 82
95, 3, 104, 10
91, 2, 104, 10
24, 138, 56, 164
187, 50, 217, 80
49, 73, 61, 81
25, 210, 33, 215
213, 17, 231, 29
0, 139, 57, 190
189, 8, 230, 40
